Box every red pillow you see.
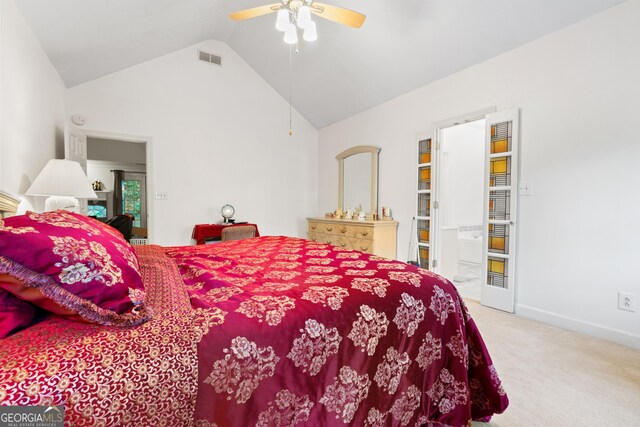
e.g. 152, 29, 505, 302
0, 288, 38, 338
0, 211, 151, 326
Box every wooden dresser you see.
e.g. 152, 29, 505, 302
307, 217, 398, 259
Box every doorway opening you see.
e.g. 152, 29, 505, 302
85, 137, 149, 244
437, 119, 485, 301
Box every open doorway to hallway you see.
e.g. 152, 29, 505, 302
85, 137, 148, 244
437, 119, 485, 301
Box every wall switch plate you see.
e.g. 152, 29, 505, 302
155, 192, 168, 200
519, 181, 533, 196
618, 292, 636, 312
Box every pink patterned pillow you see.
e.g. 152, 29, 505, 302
0, 288, 38, 338
0, 211, 151, 326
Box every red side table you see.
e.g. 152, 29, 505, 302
192, 223, 260, 245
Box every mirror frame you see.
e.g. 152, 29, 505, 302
336, 145, 381, 215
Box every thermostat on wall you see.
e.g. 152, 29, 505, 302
71, 114, 86, 126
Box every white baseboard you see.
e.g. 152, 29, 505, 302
516, 304, 640, 350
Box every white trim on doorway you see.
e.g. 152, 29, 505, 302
416, 107, 497, 277
82, 129, 155, 243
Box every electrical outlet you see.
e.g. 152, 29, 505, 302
618, 292, 637, 312
155, 192, 168, 200
519, 181, 533, 196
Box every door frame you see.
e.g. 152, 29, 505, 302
82, 130, 155, 243
416, 107, 496, 276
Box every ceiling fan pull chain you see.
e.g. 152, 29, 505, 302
289, 43, 293, 136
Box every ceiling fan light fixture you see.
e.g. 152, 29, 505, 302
284, 22, 298, 44
275, 9, 290, 32
303, 20, 317, 42
297, 5, 312, 29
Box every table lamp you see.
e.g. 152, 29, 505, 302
26, 159, 97, 212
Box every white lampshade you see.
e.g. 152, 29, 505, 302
284, 23, 298, 44
26, 159, 97, 199
276, 9, 290, 32
297, 6, 311, 29
303, 21, 317, 42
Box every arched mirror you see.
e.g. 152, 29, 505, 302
337, 146, 381, 215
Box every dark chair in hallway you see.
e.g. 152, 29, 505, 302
105, 214, 135, 242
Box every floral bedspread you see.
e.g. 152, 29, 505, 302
166, 236, 508, 427
0, 245, 213, 426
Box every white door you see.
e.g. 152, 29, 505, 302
65, 124, 89, 213
481, 109, 520, 312
66, 124, 87, 172
416, 132, 437, 271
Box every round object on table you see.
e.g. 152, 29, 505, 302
221, 204, 235, 222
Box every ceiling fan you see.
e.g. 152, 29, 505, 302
229, 1, 366, 43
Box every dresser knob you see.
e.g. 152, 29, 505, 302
311, 225, 317, 230
360, 246, 369, 251
340, 242, 347, 247
361, 231, 369, 236
326, 227, 333, 232
339, 227, 347, 233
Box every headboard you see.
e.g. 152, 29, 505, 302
0, 191, 20, 218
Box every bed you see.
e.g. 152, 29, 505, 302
0, 211, 508, 426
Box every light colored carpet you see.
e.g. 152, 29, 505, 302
465, 299, 640, 427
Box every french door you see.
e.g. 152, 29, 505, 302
417, 109, 520, 312
480, 109, 520, 312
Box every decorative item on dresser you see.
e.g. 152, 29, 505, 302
307, 217, 398, 259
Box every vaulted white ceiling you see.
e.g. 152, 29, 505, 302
15, 0, 626, 128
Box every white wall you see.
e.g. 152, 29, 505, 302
318, 0, 640, 347
440, 121, 485, 228
86, 160, 146, 194
68, 40, 318, 245
0, 0, 67, 211
87, 138, 146, 164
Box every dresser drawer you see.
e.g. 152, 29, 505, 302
309, 221, 341, 236
307, 218, 397, 259
310, 232, 335, 246
335, 236, 373, 253
308, 221, 321, 233
335, 224, 373, 239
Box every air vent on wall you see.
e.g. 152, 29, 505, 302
198, 49, 222, 66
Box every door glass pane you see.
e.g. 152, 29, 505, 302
490, 122, 512, 153
488, 223, 510, 255
487, 256, 508, 288
417, 219, 430, 244
122, 180, 142, 228
419, 247, 430, 270
489, 156, 512, 187
488, 190, 511, 220
418, 166, 431, 190
418, 193, 431, 217
419, 138, 432, 164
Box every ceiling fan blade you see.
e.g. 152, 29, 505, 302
229, 3, 282, 21
310, 2, 366, 29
